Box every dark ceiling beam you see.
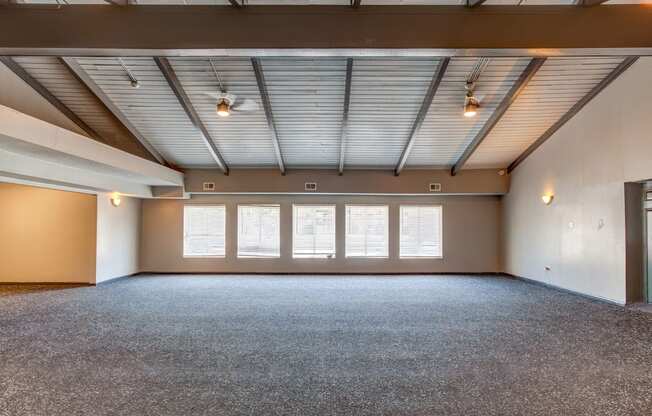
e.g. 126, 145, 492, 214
251, 57, 286, 175
394, 57, 450, 176
338, 58, 353, 175
0, 56, 102, 141
57, 56, 160, 164
574, 0, 609, 6
154, 57, 229, 175
466, 0, 486, 7
60, 56, 166, 165
0, 6, 651, 57
451, 57, 546, 176
507, 56, 638, 174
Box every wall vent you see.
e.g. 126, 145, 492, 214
429, 183, 442, 192
202, 182, 216, 192
305, 182, 317, 191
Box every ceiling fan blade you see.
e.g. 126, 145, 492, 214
201, 91, 223, 100
231, 98, 260, 113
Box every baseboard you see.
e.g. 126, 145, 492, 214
0, 281, 92, 286
95, 272, 140, 285
138, 271, 507, 276
505, 273, 625, 307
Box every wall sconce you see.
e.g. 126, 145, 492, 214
541, 194, 554, 205
110, 192, 121, 207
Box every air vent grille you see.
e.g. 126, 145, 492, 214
429, 183, 442, 192
305, 182, 317, 191
203, 182, 216, 192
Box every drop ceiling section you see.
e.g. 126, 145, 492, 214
406, 57, 531, 168
75, 57, 216, 167
466, 56, 627, 168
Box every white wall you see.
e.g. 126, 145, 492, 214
503, 57, 652, 304
96, 193, 141, 283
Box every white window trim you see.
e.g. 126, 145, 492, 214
183, 204, 226, 259
292, 204, 337, 259
345, 204, 390, 259
399, 204, 443, 259
237, 204, 281, 259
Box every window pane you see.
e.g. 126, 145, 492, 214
237, 205, 280, 258
183, 206, 225, 257
345, 205, 389, 257
400, 206, 442, 258
293, 205, 336, 258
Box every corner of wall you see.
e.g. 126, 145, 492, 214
95, 193, 142, 284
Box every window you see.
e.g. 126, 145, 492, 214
293, 205, 336, 258
400, 205, 442, 258
237, 205, 280, 258
183, 205, 226, 257
345, 205, 389, 258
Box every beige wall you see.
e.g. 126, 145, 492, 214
96, 193, 141, 283
185, 168, 509, 195
503, 57, 652, 305
141, 194, 502, 274
0, 183, 96, 283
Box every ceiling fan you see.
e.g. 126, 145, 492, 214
204, 59, 259, 117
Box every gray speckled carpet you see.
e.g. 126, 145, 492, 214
1, 275, 651, 416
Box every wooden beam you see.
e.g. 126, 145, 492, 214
0, 56, 102, 141
251, 57, 286, 175
394, 57, 450, 176
154, 57, 229, 175
60, 56, 166, 165
507, 57, 638, 174
338, 58, 353, 175
0, 6, 651, 57
451, 57, 546, 176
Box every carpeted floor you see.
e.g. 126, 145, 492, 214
1, 274, 651, 416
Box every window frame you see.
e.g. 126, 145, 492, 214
182, 204, 226, 259
236, 204, 281, 259
344, 204, 390, 259
399, 204, 443, 259
292, 204, 337, 259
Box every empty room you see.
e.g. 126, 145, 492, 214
1, 2, 651, 415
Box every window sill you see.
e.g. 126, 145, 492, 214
399, 256, 444, 260
344, 256, 390, 259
